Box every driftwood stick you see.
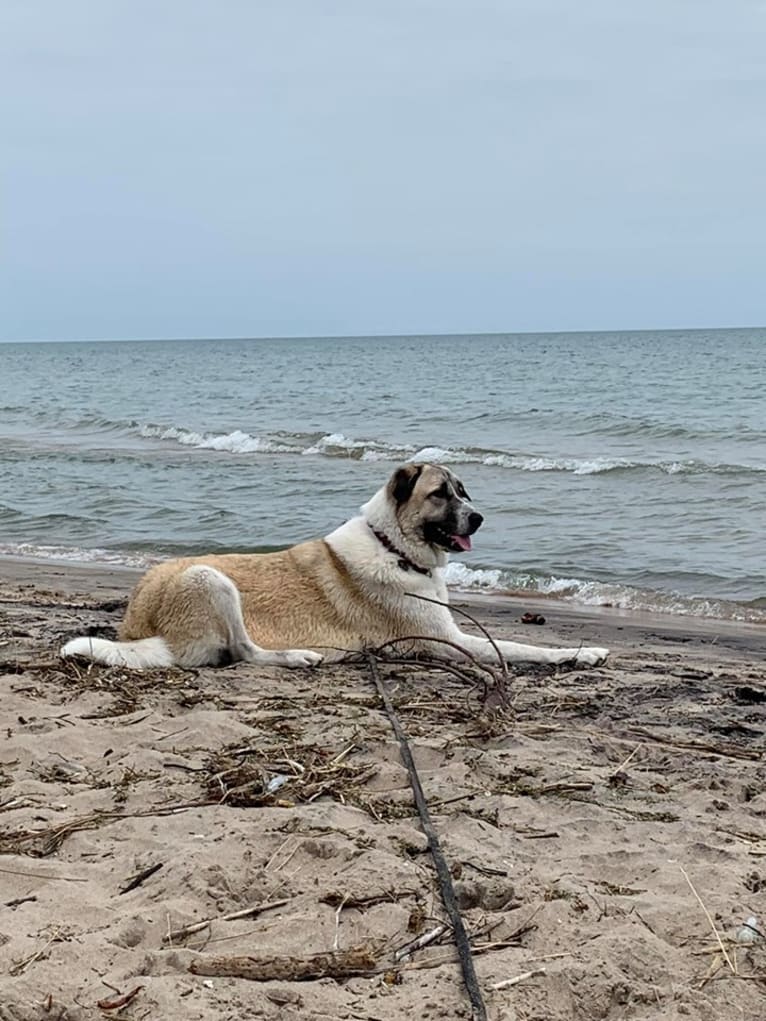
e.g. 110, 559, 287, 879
540, 781, 593, 794
367, 653, 488, 1021
5, 895, 38, 909
97, 986, 144, 1011
491, 966, 546, 990
406, 592, 508, 679
0, 866, 87, 882
119, 862, 163, 895
373, 634, 498, 683
394, 923, 450, 962
164, 898, 289, 944
373, 655, 494, 699
320, 889, 416, 909
625, 727, 761, 762
189, 942, 381, 981
398, 937, 530, 973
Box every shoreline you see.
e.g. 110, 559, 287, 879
1, 544, 763, 625
1, 553, 763, 657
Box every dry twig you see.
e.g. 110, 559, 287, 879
332, 894, 349, 951
97, 986, 143, 1011
491, 966, 546, 991
680, 866, 736, 975
406, 592, 509, 680
394, 923, 450, 962
119, 862, 163, 895
609, 742, 642, 777
9, 928, 64, 976
164, 898, 289, 943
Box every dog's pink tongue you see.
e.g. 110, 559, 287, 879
452, 534, 472, 552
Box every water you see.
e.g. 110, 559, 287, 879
1, 329, 764, 623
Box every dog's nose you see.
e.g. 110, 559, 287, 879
468, 512, 484, 533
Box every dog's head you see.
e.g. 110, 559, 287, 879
386, 463, 483, 554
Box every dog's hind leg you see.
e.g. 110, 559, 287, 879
167, 566, 323, 669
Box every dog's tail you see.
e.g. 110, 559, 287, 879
61, 635, 174, 670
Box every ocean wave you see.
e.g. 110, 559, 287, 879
137, 424, 762, 476
9, 412, 763, 477
302, 432, 417, 460
573, 413, 766, 443
137, 424, 302, 455
138, 424, 761, 475
444, 563, 766, 624
0, 542, 158, 569
407, 448, 756, 476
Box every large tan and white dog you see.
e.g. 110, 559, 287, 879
61, 464, 609, 671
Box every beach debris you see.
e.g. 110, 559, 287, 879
679, 866, 736, 974
164, 898, 289, 944
736, 916, 763, 944
521, 613, 546, 625
265, 773, 290, 794
608, 742, 642, 781
96, 986, 143, 1011
9, 926, 68, 976
491, 966, 547, 991
203, 739, 377, 808
400, 591, 511, 692
33, 753, 89, 783
367, 653, 489, 1021
5, 894, 37, 909
189, 941, 383, 981
394, 923, 451, 962
119, 861, 164, 895
0, 799, 214, 857
733, 684, 766, 704
320, 888, 416, 910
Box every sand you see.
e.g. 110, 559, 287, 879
1, 556, 765, 1020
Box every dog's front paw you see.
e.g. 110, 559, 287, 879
575, 646, 610, 667
283, 649, 324, 668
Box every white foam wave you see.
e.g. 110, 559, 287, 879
443, 563, 766, 623
534, 575, 765, 622
444, 562, 504, 589
0, 542, 157, 569
138, 425, 299, 455
302, 432, 365, 455
410, 449, 714, 475
486, 455, 688, 475
132, 423, 762, 476
302, 433, 415, 460
1, 539, 762, 623
404, 446, 463, 464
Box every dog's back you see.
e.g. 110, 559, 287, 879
119, 537, 403, 654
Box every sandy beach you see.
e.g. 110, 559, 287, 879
1, 556, 765, 1020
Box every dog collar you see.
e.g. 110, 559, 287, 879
369, 525, 431, 577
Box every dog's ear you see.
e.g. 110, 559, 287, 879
389, 464, 423, 505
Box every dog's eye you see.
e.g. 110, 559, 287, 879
455, 483, 470, 500
429, 484, 450, 500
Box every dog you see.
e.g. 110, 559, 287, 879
61, 464, 609, 671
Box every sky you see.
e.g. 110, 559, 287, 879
2, 1, 765, 341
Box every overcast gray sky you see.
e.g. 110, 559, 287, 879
2, 1, 764, 341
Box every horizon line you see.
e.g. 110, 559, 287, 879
2, 323, 765, 344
